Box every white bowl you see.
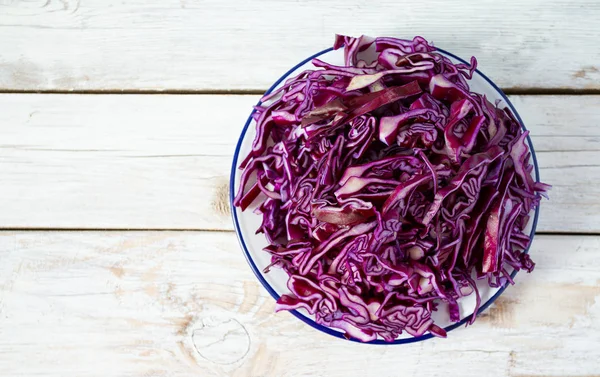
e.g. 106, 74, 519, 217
230, 45, 541, 344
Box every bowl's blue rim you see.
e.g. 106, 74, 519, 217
229, 46, 541, 345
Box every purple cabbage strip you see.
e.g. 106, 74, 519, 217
235, 35, 549, 342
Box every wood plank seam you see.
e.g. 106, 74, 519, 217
0, 89, 599, 95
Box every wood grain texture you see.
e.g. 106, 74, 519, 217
0, 94, 598, 231
0, 231, 598, 376
0, 0, 599, 91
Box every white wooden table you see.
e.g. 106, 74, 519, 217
1, 1, 599, 376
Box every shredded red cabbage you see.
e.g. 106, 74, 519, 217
234, 35, 549, 342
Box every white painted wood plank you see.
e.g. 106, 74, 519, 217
0, 231, 597, 376
0, 0, 598, 91
0, 94, 245, 231
0, 94, 598, 232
